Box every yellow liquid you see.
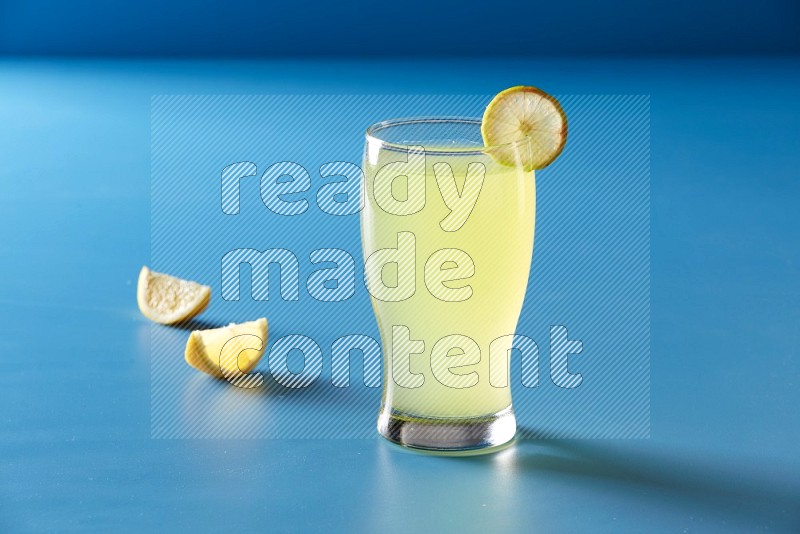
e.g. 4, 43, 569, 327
361, 149, 535, 418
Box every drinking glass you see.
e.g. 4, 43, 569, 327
361, 118, 535, 453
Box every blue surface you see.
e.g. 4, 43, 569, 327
1, 58, 799, 532
0, 0, 798, 56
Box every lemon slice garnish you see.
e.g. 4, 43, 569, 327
137, 266, 211, 325
481, 86, 567, 171
185, 318, 268, 380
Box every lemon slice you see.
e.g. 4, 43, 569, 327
185, 318, 268, 380
137, 266, 211, 325
481, 86, 567, 171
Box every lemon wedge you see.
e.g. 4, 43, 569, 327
481, 86, 567, 171
185, 318, 268, 380
137, 266, 211, 325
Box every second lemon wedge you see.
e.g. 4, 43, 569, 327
185, 318, 268, 380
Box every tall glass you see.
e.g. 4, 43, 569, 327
361, 118, 535, 453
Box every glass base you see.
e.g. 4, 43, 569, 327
377, 405, 516, 454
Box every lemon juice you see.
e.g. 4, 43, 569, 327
361, 140, 535, 419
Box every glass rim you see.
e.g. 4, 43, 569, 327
365, 116, 527, 155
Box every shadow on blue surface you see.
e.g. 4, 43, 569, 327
496, 432, 800, 530
170, 318, 230, 331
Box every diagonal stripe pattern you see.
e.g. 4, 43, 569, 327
149, 94, 649, 440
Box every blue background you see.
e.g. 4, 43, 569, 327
0, 0, 798, 56
1, 1, 799, 532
